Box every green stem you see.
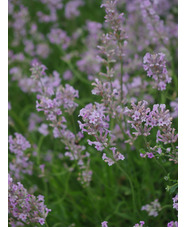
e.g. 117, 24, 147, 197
154, 158, 167, 175
36, 135, 45, 166
64, 60, 90, 86
70, 114, 77, 135
45, 220, 49, 227
160, 204, 172, 211
120, 58, 124, 102
116, 163, 139, 217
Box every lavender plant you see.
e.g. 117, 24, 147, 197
8, 174, 51, 225
8, 0, 178, 226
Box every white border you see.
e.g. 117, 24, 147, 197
0, 0, 8, 225
178, 0, 186, 226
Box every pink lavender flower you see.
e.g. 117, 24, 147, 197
147, 152, 154, 158
140, 152, 154, 159
36, 43, 50, 59
28, 113, 43, 132
101, 221, 108, 227
102, 147, 125, 166
38, 123, 49, 136
9, 133, 31, 156
139, 0, 169, 45
40, 0, 63, 9
79, 103, 124, 166
23, 39, 35, 56
170, 99, 178, 118
133, 221, 145, 227
56, 84, 79, 114
102, 153, 115, 166
172, 194, 178, 211
9, 155, 33, 180
48, 28, 70, 49
63, 70, 73, 80
30, 61, 47, 80
140, 146, 163, 159
99, 0, 127, 63
124, 100, 152, 141
8, 174, 51, 225
77, 50, 101, 78
39, 218, 45, 225
9, 133, 33, 180
65, 0, 84, 19
77, 167, 93, 186
156, 127, 178, 144
78, 103, 110, 149
125, 100, 176, 146
86, 21, 102, 37
76, 20, 102, 80
37, 0, 62, 23
141, 199, 161, 217
167, 221, 178, 227
91, 78, 126, 118
143, 53, 171, 90
8, 102, 11, 110
37, 9, 57, 23
146, 104, 172, 127
10, 6, 29, 46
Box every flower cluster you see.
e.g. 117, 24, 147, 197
100, 0, 127, 59
78, 103, 110, 142
102, 147, 125, 166
37, 0, 63, 23
48, 28, 70, 49
92, 78, 126, 117
9, 5, 29, 46
124, 100, 152, 142
65, 0, 84, 19
143, 52, 171, 90
139, 0, 169, 45
56, 84, 79, 114
78, 103, 124, 166
141, 199, 161, 217
172, 194, 178, 211
9, 133, 31, 156
96, 0, 128, 107
101, 221, 108, 227
167, 221, 178, 227
140, 145, 162, 159
30, 62, 92, 186
30, 61, 47, 80
9, 133, 33, 180
156, 127, 178, 145
170, 99, 178, 118
133, 221, 145, 227
76, 21, 102, 80
8, 174, 51, 225
125, 101, 177, 146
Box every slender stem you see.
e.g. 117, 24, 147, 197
116, 163, 139, 216
154, 158, 167, 175
39, 77, 45, 94
64, 60, 90, 85
160, 204, 172, 211
116, 118, 125, 140
45, 221, 49, 227
70, 114, 77, 135
120, 58, 124, 102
